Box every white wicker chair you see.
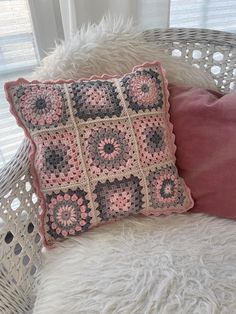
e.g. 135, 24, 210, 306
0, 28, 236, 313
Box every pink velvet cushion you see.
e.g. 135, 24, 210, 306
169, 84, 236, 218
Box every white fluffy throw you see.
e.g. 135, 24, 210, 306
34, 17, 216, 90
33, 214, 236, 314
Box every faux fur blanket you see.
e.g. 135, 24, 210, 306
33, 214, 236, 314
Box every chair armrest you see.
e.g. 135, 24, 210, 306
0, 139, 42, 313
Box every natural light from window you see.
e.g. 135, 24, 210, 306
170, 0, 236, 33
0, 0, 38, 168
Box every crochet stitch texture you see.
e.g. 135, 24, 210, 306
5, 61, 193, 246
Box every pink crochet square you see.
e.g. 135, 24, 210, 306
80, 119, 137, 179
132, 115, 172, 167
5, 61, 194, 246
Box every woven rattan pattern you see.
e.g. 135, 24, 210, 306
144, 28, 236, 93
0, 28, 236, 313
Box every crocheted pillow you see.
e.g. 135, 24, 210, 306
5, 61, 193, 246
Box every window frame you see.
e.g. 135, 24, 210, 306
27, 0, 64, 60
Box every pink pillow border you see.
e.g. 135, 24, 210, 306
5, 61, 194, 247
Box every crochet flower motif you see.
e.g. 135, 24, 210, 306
121, 69, 163, 112
70, 80, 122, 120
156, 174, 178, 204
87, 127, 130, 171
148, 164, 186, 209
46, 189, 92, 239
94, 176, 144, 221
15, 84, 67, 130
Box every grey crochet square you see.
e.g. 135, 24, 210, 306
121, 69, 164, 113
94, 175, 144, 221
147, 164, 186, 209
145, 126, 166, 154
44, 145, 69, 175
69, 80, 122, 120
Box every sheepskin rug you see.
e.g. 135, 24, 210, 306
33, 214, 236, 314
32, 17, 236, 314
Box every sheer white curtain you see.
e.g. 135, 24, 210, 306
170, 0, 236, 33
59, 0, 170, 40
29, 0, 236, 56
0, 0, 38, 168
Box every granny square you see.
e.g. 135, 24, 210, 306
94, 175, 144, 222
5, 61, 193, 246
70, 80, 123, 120
79, 119, 137, 178
33, 129, 84, 189
132, 115, 171, 167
